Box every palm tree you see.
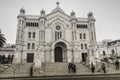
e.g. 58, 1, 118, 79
0, 30, 6, 47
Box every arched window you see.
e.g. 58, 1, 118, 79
22, 20, 24, 25
27, 43, 30, 49
83, 33, 86, 39
81, 44, 83, 49
33, 32, 35, 38
35, 23, 37, 27
85, 44, 87, 49
37, 23, 39, 26
30, 23, 32, 26
80, 33, 82, 39
91, 32, 94, 41
55, 32, 62, 40
19, 19, 21, 24
26, 22, 28, 26
103, 51, 106, 56
28, 32, 31, 38
32, 43, 35, 49
28, 23, 30, 26
90, 23, 92, 27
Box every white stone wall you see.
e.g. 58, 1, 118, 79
15, 7, 97, 66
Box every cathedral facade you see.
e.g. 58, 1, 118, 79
14, 3, 97, 67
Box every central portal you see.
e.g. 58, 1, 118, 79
54, 42, 67, 62
55, 46, 62, 62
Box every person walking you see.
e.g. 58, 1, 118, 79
68, 62, 72, 73
71, 63, 76, 73
115, 59, 119, 70
91, 62, 95, 73
30, 66, 33, 77
101, 63, 106, 73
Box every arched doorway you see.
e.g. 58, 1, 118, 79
54, 42, 67, 62
55, 46, 62, 62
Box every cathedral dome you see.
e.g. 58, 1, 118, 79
40, 9, 45, 15
87, 11, 93, 17
20, 8, 25, 14
71, 11, 75, 16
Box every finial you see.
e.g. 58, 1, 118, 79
56, 1, 60, 7
20, 7, 25, 14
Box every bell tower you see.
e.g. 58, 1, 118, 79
14, 8, 26, 63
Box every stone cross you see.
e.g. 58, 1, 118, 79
56, 1, 60, 7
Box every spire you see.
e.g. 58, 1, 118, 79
56, 1, 60, 7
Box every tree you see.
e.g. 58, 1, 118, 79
0, 29, 6, 47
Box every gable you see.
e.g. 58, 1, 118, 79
46, 10, 71, 22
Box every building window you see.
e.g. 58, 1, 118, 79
83, 33, 86, 39
27, 43, 30, 49
19, 19, 21, 24
90, 23, 92, 27
26, 22, 39, 27
56, 26, 61, 30
33, 32, 35, 38
76, 24, 87, 28
85, 44, 87, 49
91, 32, 94, 41
32, 43, 35, 49
81, 44, 83, 49
22, 20, 24, 25
111, 49, 115, 56
28, 32, 31, 38
55, 31, 62, 40
80, 33, 82, 39
103, 51, 106, 56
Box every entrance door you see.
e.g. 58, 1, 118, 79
55, 46, 63, 62
27, 53, 34, 63
82, 53, 87, 61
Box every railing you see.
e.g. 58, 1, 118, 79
12, 62, 23, 74
0, 64, 12, 74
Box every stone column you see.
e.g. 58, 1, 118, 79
67, 49, 72, 63
35, 58, 42, 68
13, 52, 21, 63
51, 49, 54, 63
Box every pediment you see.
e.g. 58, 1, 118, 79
46, 12, 71, 26
46, 8, 71, 22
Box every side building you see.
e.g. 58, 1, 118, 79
96, 39, 120, 62
0, 44, 15, 64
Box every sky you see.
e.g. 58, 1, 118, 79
0, 0, 120, 44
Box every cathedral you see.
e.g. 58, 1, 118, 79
14, 2, 97, 67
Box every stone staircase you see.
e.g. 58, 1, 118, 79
15, 63, 33, 74
0, 64, 12, 73
35, 62, 91, 76
1, 64, 16, 74
1, 63, 33, 77
43, 63, 68, 75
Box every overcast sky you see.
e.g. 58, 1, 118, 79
0, 0, 120, 44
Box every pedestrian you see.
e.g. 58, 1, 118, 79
68, 62, 72, 73
115, 59, 119, 70
101, 63, 106, 73
107, 59, 110, 67
91, 62, 95, 73
30, 66, 33, 77
71, 63, 76, 73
